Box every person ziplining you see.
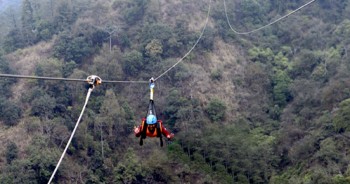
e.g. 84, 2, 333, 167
134, 77, 174, 147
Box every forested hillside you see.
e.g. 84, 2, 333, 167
0, 0, 350, 183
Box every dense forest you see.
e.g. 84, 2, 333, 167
0, 0, 350, 183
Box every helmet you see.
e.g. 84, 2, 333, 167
146, 114, 157, 125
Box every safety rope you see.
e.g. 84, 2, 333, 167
224, 0, 317, 35
154, 0, 212, 81
48, 87, 93, 184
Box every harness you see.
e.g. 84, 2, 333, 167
139, 119, 164, 147
139, 77, 164, 147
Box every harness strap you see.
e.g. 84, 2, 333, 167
140, 120, 147, 146
157, 122, 163, 147
148, 100, 156, 116
140, 119, 164, 147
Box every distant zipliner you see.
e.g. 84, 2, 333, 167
134, 78, 174, 147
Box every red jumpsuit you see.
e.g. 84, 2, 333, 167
134, 118, 173, 139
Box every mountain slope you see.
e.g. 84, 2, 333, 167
1, 0, 350, 183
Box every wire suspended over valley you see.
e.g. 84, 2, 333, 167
0, 73, 148, 83
224, 0, 317, 35
154, 0, 212, 81
0, 73, 88, 82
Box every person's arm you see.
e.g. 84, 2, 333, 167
134, 118, 146, 137
159, 121, 174, 139
134, 125, 142, 137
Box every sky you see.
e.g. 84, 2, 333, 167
0, 0, 22, 12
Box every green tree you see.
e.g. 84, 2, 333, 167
35, 20, 55, 41
141, 23, 172, 47
27, 136, 60, 183
290, 50, 322, 78
145, 39, 163, 58
31, 94, 57, 119
273, 52, 291, 70
89, 46, 123, 81
162, 62, 191, 85
0, 57, 16, 97
272, 69, 292, 107
113, 148, 144, 183
248, 47, 274, 63
333, 174, 350, 184
122, 50, 144, 76
314, 137, 342, 173
205, 98, 227, 122
53, 32, 94, 64
63, 61, 77, 78
238, 0, 269, 25
0, 159, 37, 183
163, 89, 191, 125
53, 1, 76, 31
0, 136, 60, 183
0, 98, 22, 126
170, 21, 195, 56
21, 0, 35, 45
96, 90, 127, 150
118, 32, 131, 48
6, 141, 18, 164
210, 69, 223, 81
122, 0, 149, 24
199, 27, 215, 51
2, 29, 25, 53
334, 98, 350, 132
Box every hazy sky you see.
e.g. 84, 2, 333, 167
0, 0, 22, 11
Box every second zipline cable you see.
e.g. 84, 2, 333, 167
224, 0, 317, 35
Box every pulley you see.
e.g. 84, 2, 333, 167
87, 75, 102, 89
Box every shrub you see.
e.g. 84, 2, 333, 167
6, 142, 18, 164
206, 99, 227, 122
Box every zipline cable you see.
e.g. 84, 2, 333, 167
0, 73, 148, 83
154, 0, 212, 81
0, 74, 87, 82
48, 87, 93, 184
103, 79, 147, 83
224, 0, 317, 35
